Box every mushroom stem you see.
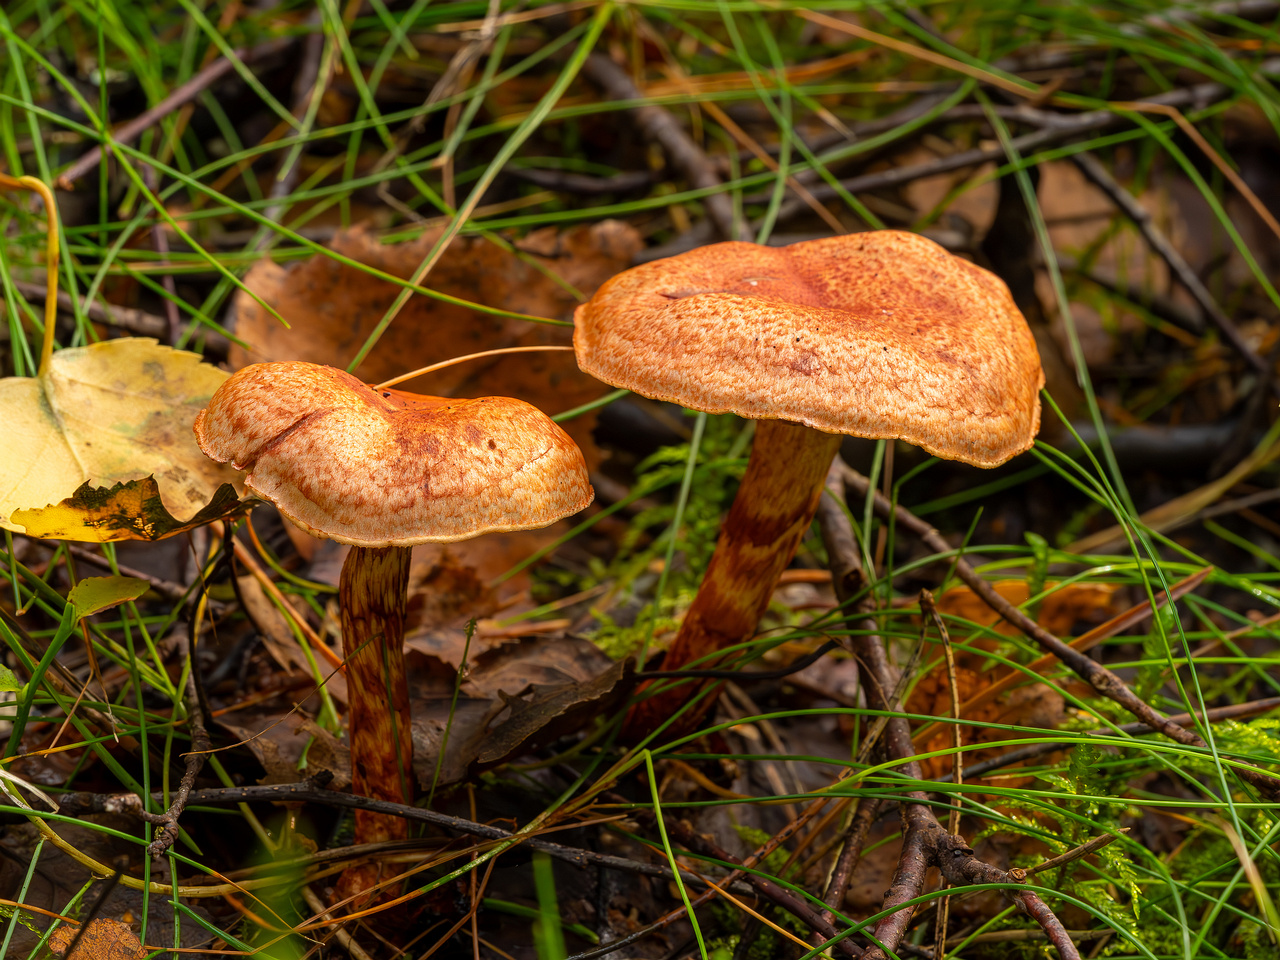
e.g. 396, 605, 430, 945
336, 544, 414, 897
625, 420, 842, 738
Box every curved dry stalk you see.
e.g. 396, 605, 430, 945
376, 344, 575, 389
0, 173, 59, 373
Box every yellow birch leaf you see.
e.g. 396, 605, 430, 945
0, 338, 242, 540
12, 477, 242, 542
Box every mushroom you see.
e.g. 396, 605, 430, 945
574, 231, 1043, 736
193, 361, 593, 896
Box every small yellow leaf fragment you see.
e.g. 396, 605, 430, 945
0, 338, 243, 540
68, 576, 152, 618
11, 477, 242, 542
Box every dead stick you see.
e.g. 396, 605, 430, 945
566, 889, 721, 960
10, 279, 229, 356
1071, 151, 1273, 386
1026, 831, 1126, 877
819, 470, 1082, 960
839, 461, 1280, 801
142, 668, 211, 857
62, 544, 190, 601
821, 796, 883, 918
771, 74, 1272, 224
663, 818, 864, 957
61, 780, 755, 894
581, 53, 747, 241
12, 279, 166, 338
141, 165, 181, 343
58, 38, 293, 188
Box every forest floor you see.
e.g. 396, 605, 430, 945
2, 2, 1280, 959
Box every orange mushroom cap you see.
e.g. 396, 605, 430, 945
194, 361, 593, 546
574, 231, 1044, 468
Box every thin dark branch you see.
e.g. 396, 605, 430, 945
62, 544, 191, 601
950, 697, 1280, 783
818, 468, 1082, 960
58, 38, 293, 187
637, 639, 840, 680
1012, 889, 1083, 960
261, 12, 326, 232
141, 165, 181, 344
9, 280, 228, 358
581, 53, 748, 241
771, 71, 1276, 224
511, 168, 653, 195
1071, 151, 1274, 387
12, 280, 165, 339
567, 892, 719, 960
142, 668, 210, 857
60, 778, 754, 894
662, 818, 864, 958
1026, 831, 1126, 877
838, 461, 1280, 801
821, 796, 882, 918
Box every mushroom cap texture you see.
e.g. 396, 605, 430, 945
193, 362, 594, 547
574, 231, 1044, 468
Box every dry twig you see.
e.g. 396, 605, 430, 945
58, 38, 293, 188
1070, 150, 1273, 387
816, 468, 1083, 960
10, 280, 229, 356
61, 778, 757, 894
581, 53, 748, 241
838, 461, 1280, 801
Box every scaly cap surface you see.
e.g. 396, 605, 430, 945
574, 231, 1043, 467
194, 362, 593, 546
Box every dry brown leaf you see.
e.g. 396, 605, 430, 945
407, 634, 630, 785
1035, 160, 1189, 367
477, 657, 632, 765
235, 575, 325, 680
216, 711, 352, 788
933, 579, 1119, 639
908, 662, 1065, 782
228, 220, 643, 469
908, 579, 1117, 780
48, 919, 145, 960
218, 633, 628, 790
306, 527, 567, 633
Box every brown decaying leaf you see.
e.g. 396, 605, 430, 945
307, 526, 568, 631
216, 712, 352, 789
932, 580, 1118, 638
228, 220, 643, 470
1033, 160, 1186, 368
48, 919, 145, 960
231, 222, 639, 596
477, 656, 633, 765
408, 634, 632, 785
218, 635, 630, 790
907, 580, 1119, 780
235, 574, 346, 698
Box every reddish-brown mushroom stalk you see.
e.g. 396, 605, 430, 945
194, 362, 592, 898
574, 231, 1044, 737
